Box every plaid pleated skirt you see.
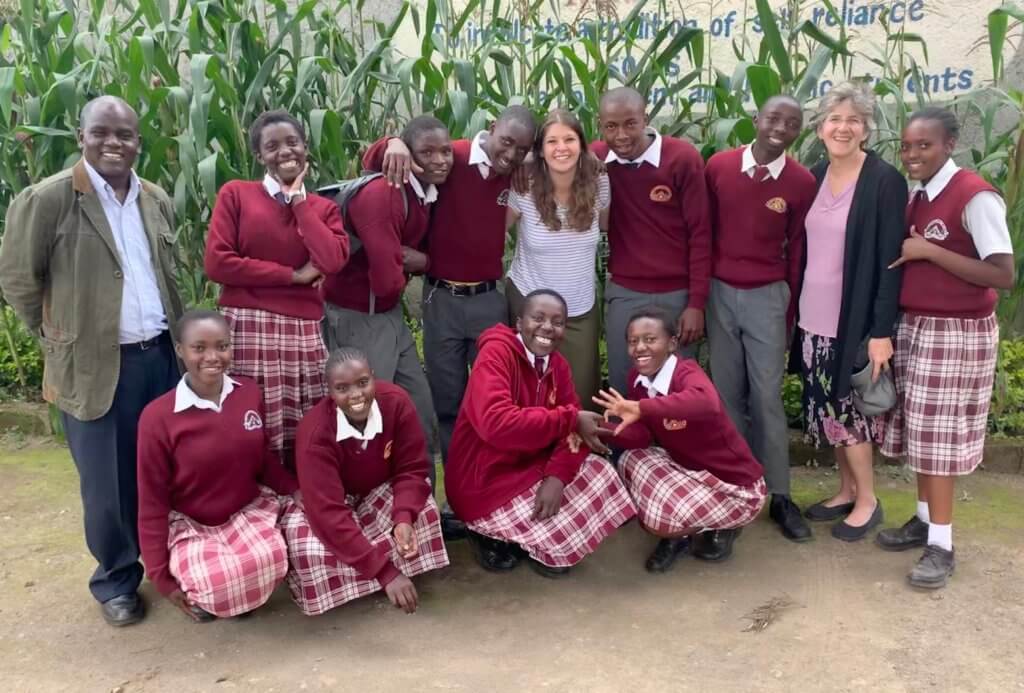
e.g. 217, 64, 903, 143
221, 306, 327, 459
620, 447, 766, 535
467, 455, 636, 568
280, 486, 449, 616
881, 313, 998, 476
168, 488, 288, 618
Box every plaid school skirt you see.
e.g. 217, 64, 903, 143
881, 313, 999, 476
280, 486, 449, 616
221, 306, 327, 459
620, 447, 767, 536
168, 488, 288, 618
467, 455, 636, 568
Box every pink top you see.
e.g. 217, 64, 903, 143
798, 179, 854, 338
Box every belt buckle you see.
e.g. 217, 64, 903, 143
448, 281, 460, 297
138, 337, 152, 351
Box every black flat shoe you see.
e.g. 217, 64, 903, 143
440, 503, 468, 541
692, 529, 741, 561
645, 537, 689, 573
189, 604, 216, 623
527, 558, 571, 579
769, 495, 813, 542
831, 501, 884, 542
804, 498, 856, 522
101, 593, 145, 627
875, 515, 928, 552
467, 532, 519, 572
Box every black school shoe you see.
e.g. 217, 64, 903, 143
692, 528, 741, 561
189, 604, 216, 623
527, 558, 571, 579
831, 500, 884, 542
467, 532, 519, 572
645, 537, 690, 573
908, 545, 955, 589
876, 515, 929, 552
440, 502, 468, 541
100, 593, 145, 627
769, 495, 813, 542
804, 499, 856, 522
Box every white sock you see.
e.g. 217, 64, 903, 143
916, 501, 930, 523
927, 522, 953, 551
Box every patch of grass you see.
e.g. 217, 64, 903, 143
0, 445, 77, 509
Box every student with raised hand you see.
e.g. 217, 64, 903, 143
877, 107, 1015, 589
320, 116, 452, 475
0, 96, 183, 626
589, 87, 712, 394
593, 310, 767, 573
281, 347, 449, 615
506, 110, 610, 406
136, 310, 297, 622
703, 95, 818, 549
204, 110, 349, 466
445, 289, 636, 578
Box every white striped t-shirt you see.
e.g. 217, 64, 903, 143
507, 175, 610, 317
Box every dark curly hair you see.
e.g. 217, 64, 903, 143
530, 109, 602, 232
907, 106, 960, 141
249, 110, 306, 154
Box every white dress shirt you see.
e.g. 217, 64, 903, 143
173, 375, 239, 414
604, 128, 663, 168
516, 333, 550, 374
262, 173, 306, 204
740, 145, 787, 180
634, 354, 677, 398
336, 400, 384, 450
468, 131, 493, 179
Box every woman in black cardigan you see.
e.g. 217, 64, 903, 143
788, 82, 907, 541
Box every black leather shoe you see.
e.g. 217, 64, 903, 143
644, 537, 689, 573
692, 529, 741, 561
804, 498, 855, 522
467, 532, 519, 572
769, 495, 813, 542
189, 604, 216, 623
440, 503, 468, 541
101, 593, 145, 627
527, 558, 571, 579
876, 515, 928, 552
831, 500, 884, 542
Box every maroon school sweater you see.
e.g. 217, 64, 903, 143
295, 383, 432, 586
320, 177, 431, 313
363, 138, 511, 282
590, 137, 712, 307
900, 170, 1001, 318
137, 376, 298, 596
607, 358, 764, 487
204, 180, 349, 320
706, 147, 817, 322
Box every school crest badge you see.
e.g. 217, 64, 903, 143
497, 188, 511, 207
765, 197, 787, 214
923, 219, 949, 241
649, 185, 672, 202
548, 387, 557, 406
662, 418, 687, 431
383, 440, 393, 460
243, 410, 263, 431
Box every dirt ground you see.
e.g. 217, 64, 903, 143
1, 439, 1023, 693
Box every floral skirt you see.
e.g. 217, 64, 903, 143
799, 329, 880, 449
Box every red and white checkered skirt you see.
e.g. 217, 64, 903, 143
880, 313, 999, 476
221, 306, 327, 460
280, 486, 449, 616
467, 455, 636, 568
168, 488, 288, 618
619, 447, 767, 535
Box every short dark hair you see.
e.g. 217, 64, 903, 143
400, 115, 448, 150
174, 309, 229, 342
325, 346, 371, 376
519, 289, 568, 317
79, 96, 138, 131
495, 105, 537, 133
907, 106, 960, 140
625, 308, 677, 339
250, 110, 306, 153
599, 87, 647, 113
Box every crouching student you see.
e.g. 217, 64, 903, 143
593, 310, 767, 573
281, 348, 449, 615
136, 310, 298, 622
445, 289, 636, 578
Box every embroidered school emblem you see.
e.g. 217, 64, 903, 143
548, 388, 557, 406
765, 197, 787, 214
662, 418, 687, 431
922, 219, 949, 241
243, 410, 263, 431
496, 188, 511, 207
383, 440, 393, 460
649, 185, 672, 202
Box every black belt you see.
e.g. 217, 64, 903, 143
121, 331, 169, 352
426, 277, 498, 297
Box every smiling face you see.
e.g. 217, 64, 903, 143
410, 128, 454, 186
540, 122, 582, 174
328, 358, 376, 425
627, 317, 678, 378
175, 318, 232, 391
817, 100, 869, 160
900, 118, 953, 182
599, 97, 649, 161
517, 294, 567, 358
485, 120, 534, 176
754, 98, 803, 161
256, 121, 307, 185
77, 100, 140, 186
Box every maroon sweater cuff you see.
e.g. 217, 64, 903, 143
392, 510, 415, 527
376, 561, 402, 587
151, 569, 178, 598
687, 291, 707, 311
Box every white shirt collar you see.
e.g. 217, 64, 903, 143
468, 131, 492, 180
741, 145, 787, 180
913, 158, 960, 202
634, 354, 677, 397
262, 173, 306, 203
604, 128, 662, 168
407, 174, 438, 205
516, 334, 550, 373
336, 400, 384, 447
173, 375, 240, 414
82, 159, 141, 206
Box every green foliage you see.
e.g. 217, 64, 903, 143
0, 305, 42, 400
991, 337, 1024, 437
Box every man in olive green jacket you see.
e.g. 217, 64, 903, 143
0, 96, 182, 626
